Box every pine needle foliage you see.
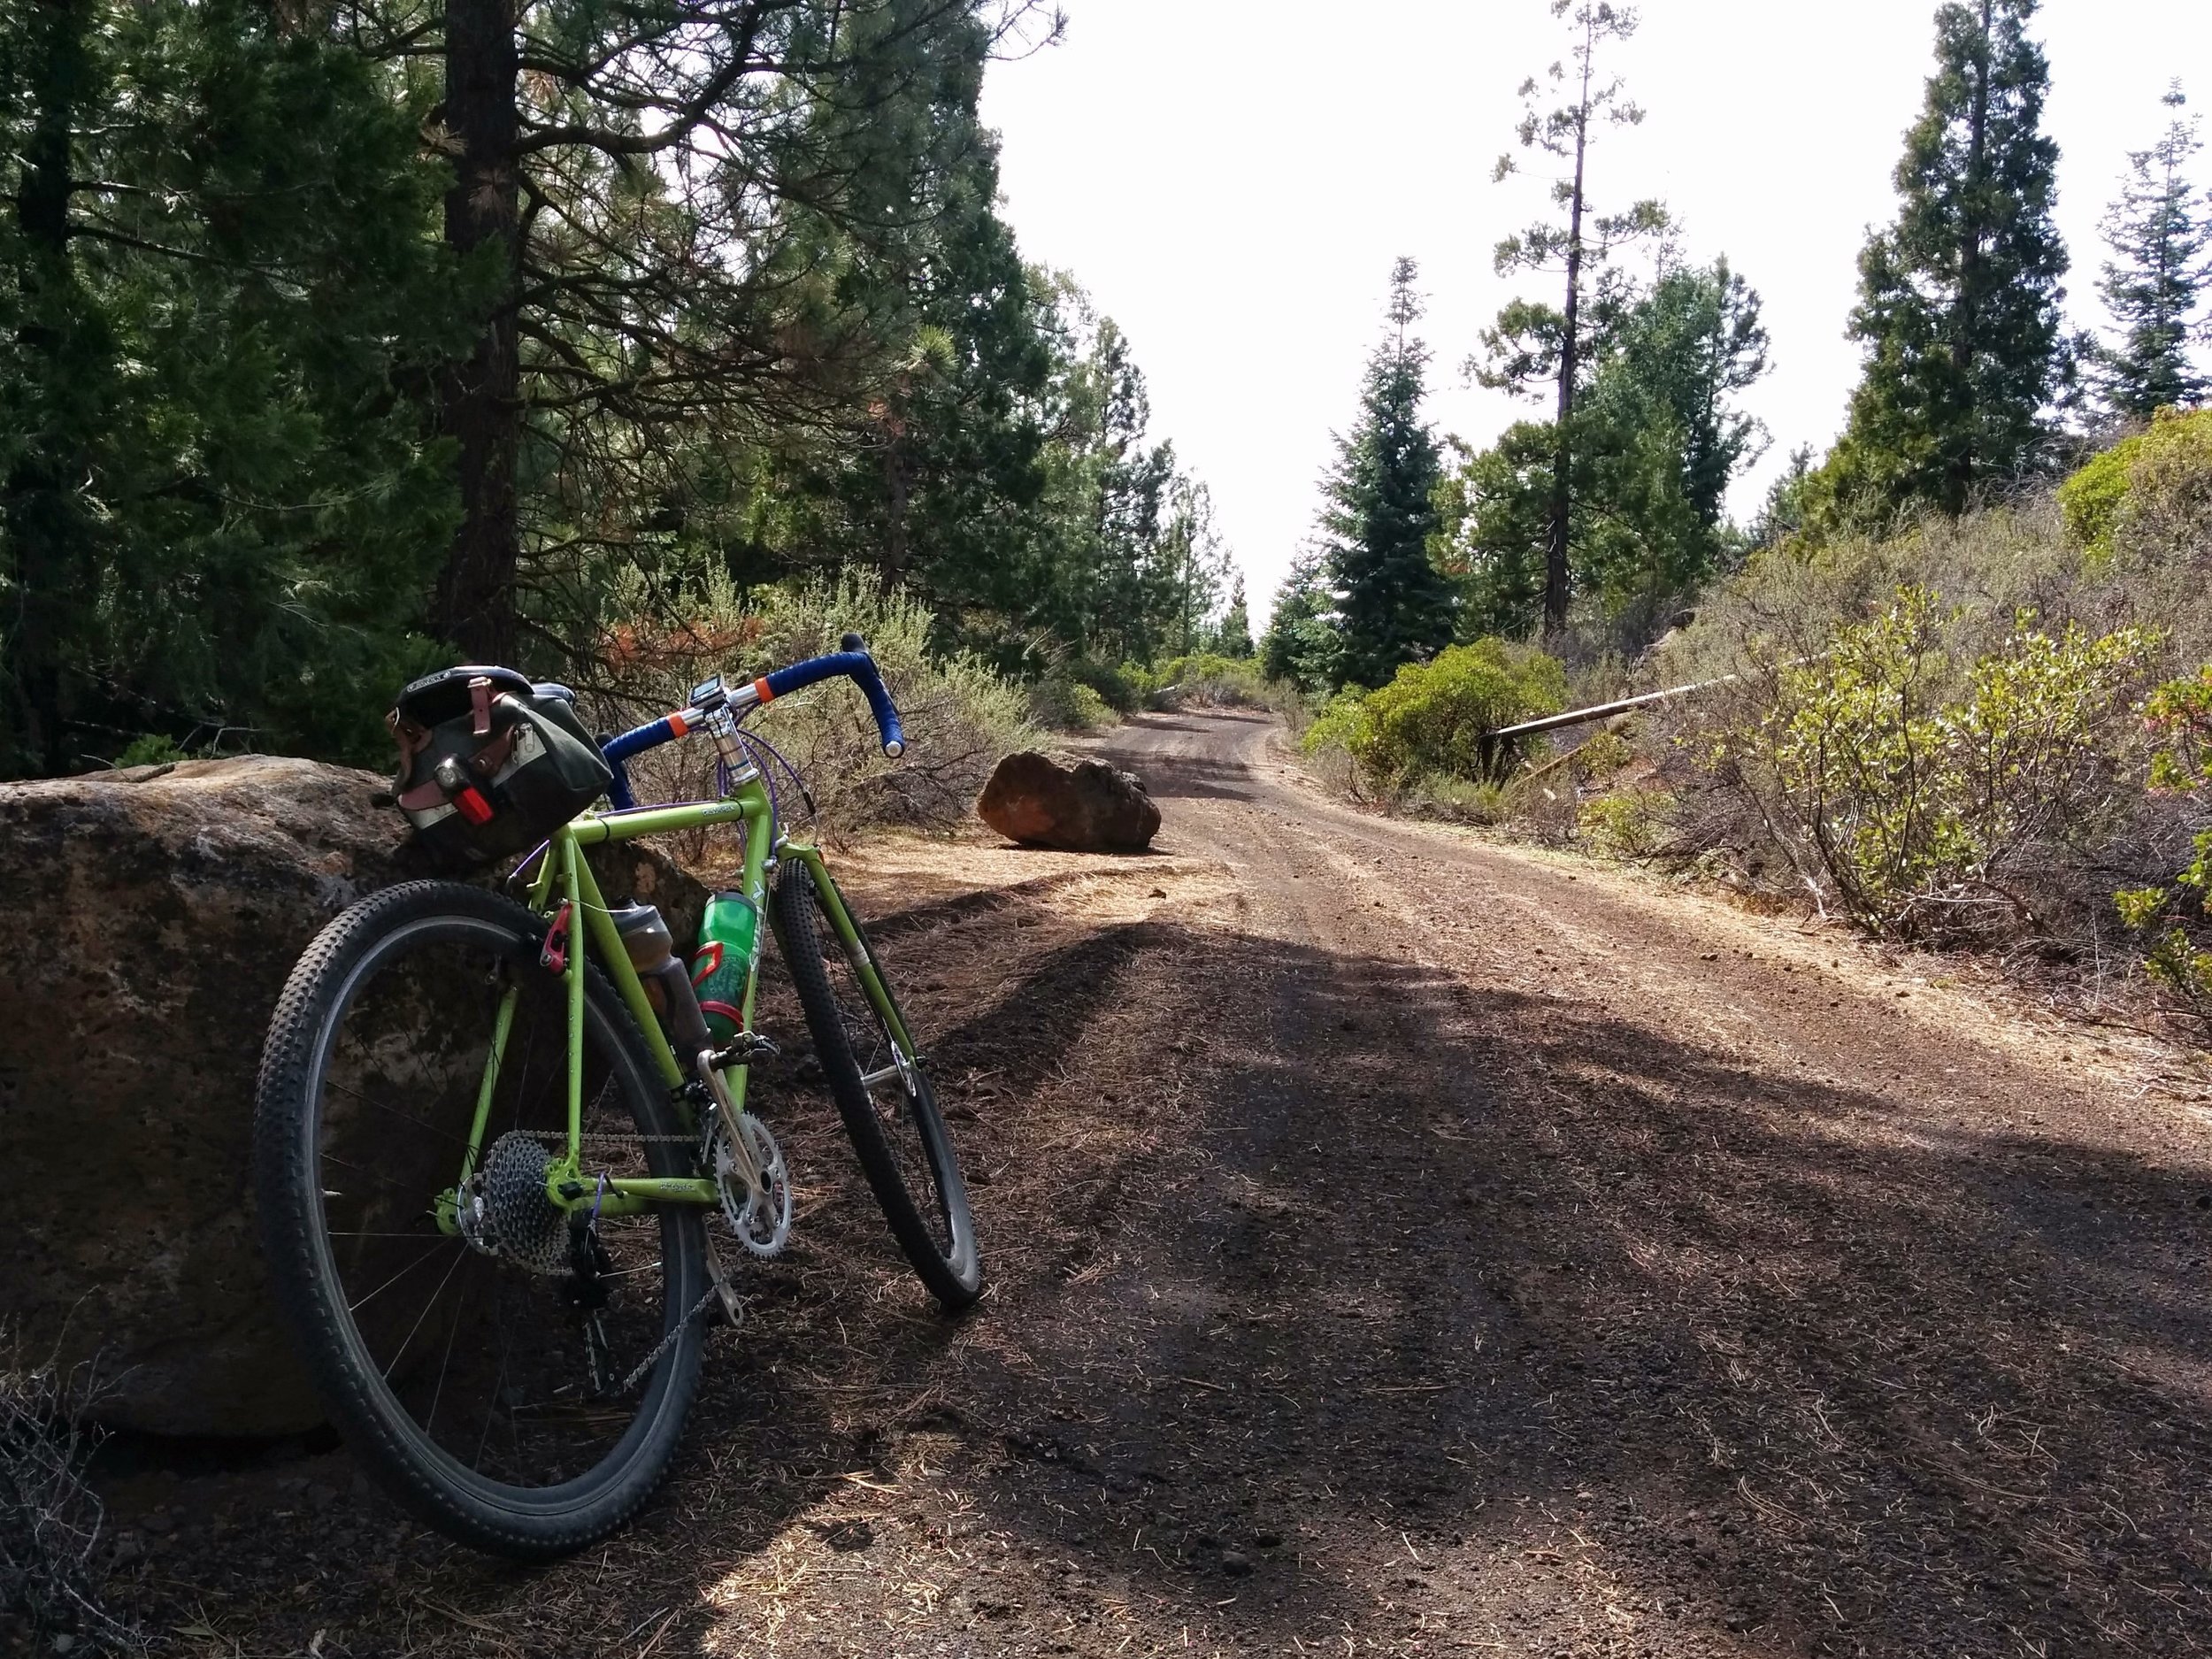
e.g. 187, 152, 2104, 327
2089, 82, 2211, 420
1814, 0, 2069, 526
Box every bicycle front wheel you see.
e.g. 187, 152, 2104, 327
772, 859, 981, 1310
253, 880, 710, 1558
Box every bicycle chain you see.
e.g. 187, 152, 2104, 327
501, 1122, 740, 1396
616, 1280, 723, 1396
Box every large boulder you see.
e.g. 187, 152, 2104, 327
977, 751, 1161, 853
0, 757, 701, 1436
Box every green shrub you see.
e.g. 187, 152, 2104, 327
2116, 665, 2212, 1025
595, 572, 1034, 841
1148, 652, 1272, 710
1029, 677, 1115, 733
1578, 787, 1673, 860
1302, 640, 1564, 790
2059, 407, 2212, 565
1746, 588, 2157, 940
1066, 660, 1148, 714
2057, 438, 2138, 562
111, 733, 189, 769
1405, 773, 1513, 824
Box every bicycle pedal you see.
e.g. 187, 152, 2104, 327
707, 1033, 780, 1071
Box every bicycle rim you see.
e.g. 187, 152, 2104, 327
302, 913, 690, 1496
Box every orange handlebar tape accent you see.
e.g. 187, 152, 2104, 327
752, 677, 775, 705
667, 710, 691, 738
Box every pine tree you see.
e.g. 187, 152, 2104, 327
1816, 0, 2068, 523
1215, 573, 1253, 659
1478, 0, 1669, 634
1439, 260, 1767, 641
1321, 258, 1455, 690
1159, 477, 1228, 657
1576, 258, 1769, 611
396, 0, 1063, 661
1, 0, 472, 775
2092, 82, 2210, 420
1430, 426, 1554, 641
1258, 550, 1341, 694
1752, 444, 1817, 548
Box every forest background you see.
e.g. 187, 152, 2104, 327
3, 0, 2210, 972
0, 0, 1256, 777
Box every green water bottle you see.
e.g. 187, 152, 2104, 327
692, 890, 759, 1043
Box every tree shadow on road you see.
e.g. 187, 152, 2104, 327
113, 911, 2212, 1657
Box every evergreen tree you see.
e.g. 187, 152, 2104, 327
1319, 259, 1455, 690
1438, 259, 1767, 641
1752, 444, 1817, 548
388, 0, 1062, 661
1158, 477, 1229, 657
1430, 427, 1553, 641
1576, 258, 1768, 611
797, 131, 1057, 626
1478, 0, 1669, 634
1258, 549, 1341, 694
2091, 82, 2210, 420
1816, 0, 2068, 523
1, 0, 473, 775
1215, 573, 1253, 658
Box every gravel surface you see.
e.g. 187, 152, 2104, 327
71, 710, 2212, 1658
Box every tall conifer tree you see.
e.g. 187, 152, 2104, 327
1321, 259, 1454, 690
2091, 82, 2210, 420
1816, 0, 2068, 522
1479, 0, 1668, 634
1215, 574, 1253, 659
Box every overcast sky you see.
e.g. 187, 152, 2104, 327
975, 0, 2212, 621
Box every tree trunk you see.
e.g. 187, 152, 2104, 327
879, 421, 911, 595
1546, 72, 1591, 638
1946, 0, 1993, 515
432, 0, 522, 664
4, 0, 96, 775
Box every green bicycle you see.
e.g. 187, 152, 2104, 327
252, 640, 978, 1558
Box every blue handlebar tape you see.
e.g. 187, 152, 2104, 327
761, 651, 904, 756
602, 715, 680, 766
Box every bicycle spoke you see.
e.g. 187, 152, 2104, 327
348, 1239, 457, 1317
381, 1245, 469, 1382
322, 1074, 474, 1151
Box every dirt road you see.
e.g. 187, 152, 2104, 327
105, 710, 2212, 1657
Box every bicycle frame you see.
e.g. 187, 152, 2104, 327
434, 765, 921, 1229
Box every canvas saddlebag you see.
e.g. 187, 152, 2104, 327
388, 665, 613, 865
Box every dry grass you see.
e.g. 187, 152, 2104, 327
1, 1330, 138, 1652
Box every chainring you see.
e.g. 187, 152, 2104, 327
714, 1111, 793, 1258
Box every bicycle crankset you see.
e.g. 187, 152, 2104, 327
712, 1110, 793, 1258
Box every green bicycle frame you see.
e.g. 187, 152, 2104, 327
438, 768, 921, 1226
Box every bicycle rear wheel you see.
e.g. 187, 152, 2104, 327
253, 880, 709, 1558
772, 859, 981, 1309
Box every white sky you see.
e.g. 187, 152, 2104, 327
976, 0, 2212, 621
